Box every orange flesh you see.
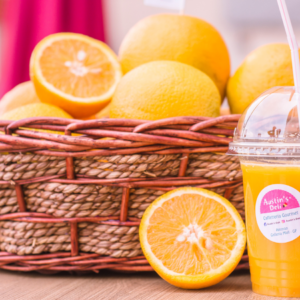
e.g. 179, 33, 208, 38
147, 194, 238, 275
39, 39, 116, 98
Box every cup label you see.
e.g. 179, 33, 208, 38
256, 184, 300, 243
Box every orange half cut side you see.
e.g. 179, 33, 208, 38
139, 187, 246, 289
30, 33, 122, 118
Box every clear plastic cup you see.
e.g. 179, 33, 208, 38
228, 86, 300, 297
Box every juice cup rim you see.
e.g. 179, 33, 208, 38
228, 141, 300, 157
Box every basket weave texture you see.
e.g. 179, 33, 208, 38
0, 115, 248, 272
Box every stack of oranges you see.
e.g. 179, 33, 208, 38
1, 14, 298, 120
1, 14, 232, 121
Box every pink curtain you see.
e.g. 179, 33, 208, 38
0, 0, 106, 97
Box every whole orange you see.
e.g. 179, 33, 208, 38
227, 43, 299, 114
119, 14, 230, 98
110, 61, 221, 120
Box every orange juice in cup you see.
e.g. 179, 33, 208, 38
228, 87, 300, 297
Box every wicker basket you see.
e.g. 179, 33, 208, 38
0, 115, 248, 272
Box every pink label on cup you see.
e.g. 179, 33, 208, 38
260, 189, 300, 214
256, 184, 300, 243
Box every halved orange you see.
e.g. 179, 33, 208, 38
30, 33, 122, 118
139, 187, 246, 289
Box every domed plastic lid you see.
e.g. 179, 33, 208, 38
228, 86, 300, 157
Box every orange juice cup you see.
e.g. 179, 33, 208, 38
228, 87, 300, 297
